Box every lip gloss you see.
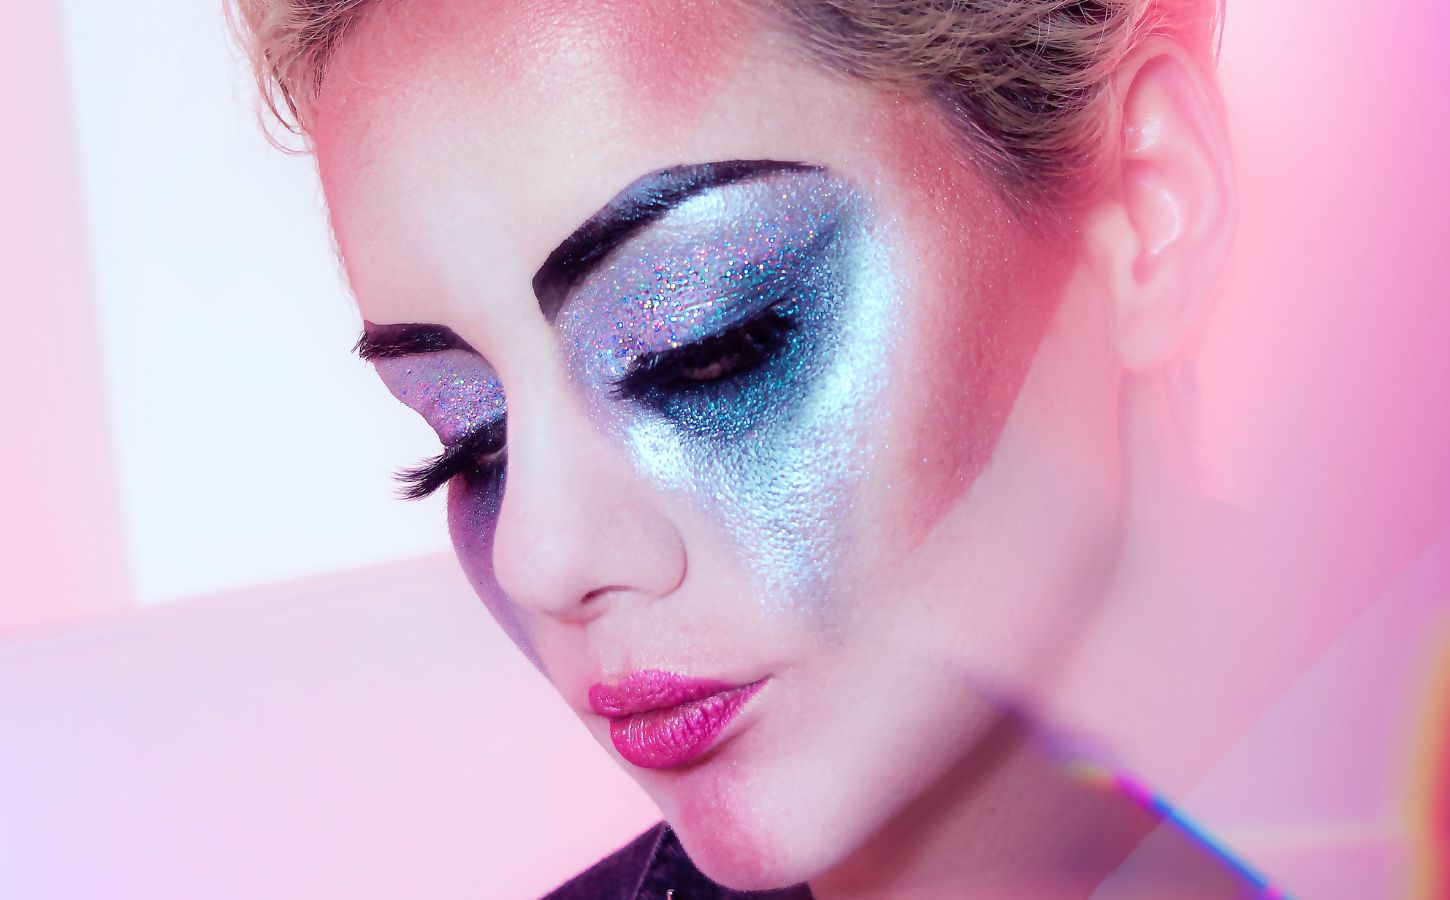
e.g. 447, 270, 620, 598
589, 670, 767, 769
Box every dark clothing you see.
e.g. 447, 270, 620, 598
542, 821, 813, 900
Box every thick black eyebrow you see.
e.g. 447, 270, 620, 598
532, 159, 821, 321
353, 322, 477, 361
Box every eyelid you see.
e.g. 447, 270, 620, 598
556, 175, 847, 324
610, 295, 798, 397
371, 350, 506, 446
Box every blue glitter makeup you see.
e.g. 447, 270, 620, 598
556, 170, 899, 616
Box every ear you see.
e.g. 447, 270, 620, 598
1084, 40, 1237, 371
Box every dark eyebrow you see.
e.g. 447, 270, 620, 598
353, 322, 477, 361
532, 159, 821, 321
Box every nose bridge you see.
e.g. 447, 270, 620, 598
490, 384, 687, 622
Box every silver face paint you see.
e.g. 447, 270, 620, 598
556, 170, 899, 618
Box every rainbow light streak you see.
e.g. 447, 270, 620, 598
1064, 760, 1287, 897
1409, 619, 1450, 898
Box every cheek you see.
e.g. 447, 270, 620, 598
867, 122, 1077, 552
605, 233, 901, 622
554, 174, 901, 623
446, 477, 540, 662
886, 232, 1073, 551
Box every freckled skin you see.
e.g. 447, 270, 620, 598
318, 0, 1127, 892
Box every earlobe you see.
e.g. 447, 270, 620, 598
1088, 40, 1237, 372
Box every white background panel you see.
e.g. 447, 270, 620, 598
59, 0, 452, 606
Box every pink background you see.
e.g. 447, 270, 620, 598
2, 1, 1447, 896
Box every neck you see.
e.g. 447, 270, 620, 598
1043, 371, 1260, 801
807, 375, 1261, 899
802, 714, 1129, 899
807, 712, 1258, 899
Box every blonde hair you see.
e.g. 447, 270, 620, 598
230, 0, 1222, 209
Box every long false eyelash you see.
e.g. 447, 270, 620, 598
394, 418, 507, 500
611, 299, 798, 398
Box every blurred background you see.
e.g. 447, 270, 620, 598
1, 0, 1446, 897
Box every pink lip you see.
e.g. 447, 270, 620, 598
589, 670, 767, 769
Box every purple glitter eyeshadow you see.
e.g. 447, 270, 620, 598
373, 348, 505, 446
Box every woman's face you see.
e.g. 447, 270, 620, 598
315, 0, 1123, 888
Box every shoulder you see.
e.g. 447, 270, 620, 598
540, 821, 813, 900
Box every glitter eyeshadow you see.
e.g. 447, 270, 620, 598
372, 348, 506, 446
555, 169, 899, 617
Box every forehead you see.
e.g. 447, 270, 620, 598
311, 0, 933, 331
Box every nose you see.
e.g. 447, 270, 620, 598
489, 387, 687, 623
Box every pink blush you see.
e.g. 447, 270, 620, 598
596, 0, 759, 128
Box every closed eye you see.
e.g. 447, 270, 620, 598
394, 416, 507, 500
610, 299, 798, 398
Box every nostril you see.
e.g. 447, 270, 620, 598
577, 583, 645, 609
580, 586, 614, 604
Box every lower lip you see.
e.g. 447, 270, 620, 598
609, 680, 766, 769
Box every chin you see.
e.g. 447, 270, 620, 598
653, 754, 879, 893
648, 667, 1002, 892
670, 815, 828, 892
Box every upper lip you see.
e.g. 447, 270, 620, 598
588, 669, 748, 718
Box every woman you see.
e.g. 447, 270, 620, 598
231, 0, 1269, 896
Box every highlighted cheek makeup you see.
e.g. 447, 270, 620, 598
558, 170, 899, 615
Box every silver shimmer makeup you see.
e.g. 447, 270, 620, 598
555, 169, 898, 617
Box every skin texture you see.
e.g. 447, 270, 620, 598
313, 0, 1244, 895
